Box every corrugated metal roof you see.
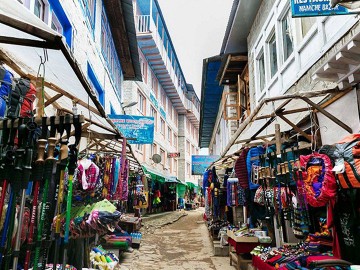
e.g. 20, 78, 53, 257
199, 56, 224, 148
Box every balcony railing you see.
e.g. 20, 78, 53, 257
136, 15, 151, 33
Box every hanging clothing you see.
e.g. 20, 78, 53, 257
77, 159, 100, 191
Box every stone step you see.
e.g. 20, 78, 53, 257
214, 244, 229, 257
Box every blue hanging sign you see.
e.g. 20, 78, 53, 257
109, 114, 155, 144
150, 92, 159, 108
291, 0, 359, 17
160, 107, 166, 119
191, 155, 220, 175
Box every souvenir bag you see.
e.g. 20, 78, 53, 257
299, 153, 337, 207
0, 65, 13, 117
321, 134, 360, 189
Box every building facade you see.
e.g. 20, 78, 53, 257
201, 0, 360, 157
123, 0, 200, 184
16, 0, 141, 115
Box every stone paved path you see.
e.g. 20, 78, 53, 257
119, 208, 235, 270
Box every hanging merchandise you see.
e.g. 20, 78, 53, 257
299, 153, 337, 207
247, 146, 265, 190
321, 134, 360, 189
227, 178, 238, 207
0, 65, 13, 117
89, 245, 119, 270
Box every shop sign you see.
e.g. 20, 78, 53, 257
150, 92, 159, 108
291, 0, 359, 17
168, 152, 180, 158
191, 155, 220, 175
109, 114, 154, 144
160, 107, 166, 119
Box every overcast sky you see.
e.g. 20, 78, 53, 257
157, 0, 234, 98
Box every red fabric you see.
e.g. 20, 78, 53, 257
252, 255, 275, 270
228, 237, 260, 254
327, 199, 341, 258
300, 153, 337, 207
235, 148, 250, 189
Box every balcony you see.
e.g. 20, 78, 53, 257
135, 14, 188, 114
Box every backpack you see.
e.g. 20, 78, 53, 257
246, 146, 265, 190
321, 134, 360, 189
6, 78, 36, 119
299, 153, 337, 207
0, 66, 13, 117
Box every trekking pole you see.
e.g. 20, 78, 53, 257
12, 119, 37, 270
24, 117, 47, 270
52, 116, 68, 269
33, 135, 57, 270
61, 144, 77, 269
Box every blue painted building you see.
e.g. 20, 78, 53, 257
17, 0, 142, 114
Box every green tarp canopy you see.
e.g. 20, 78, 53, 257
142, 165, 166, 183
186, 182, 196, 190
177, 184, 187, 198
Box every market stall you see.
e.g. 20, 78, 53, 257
0, 2, 144, 269
203, 89, 360, 268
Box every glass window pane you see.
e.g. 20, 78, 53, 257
301, 17, 316, 38
282, 11, 294, 61
269, 34, 278, 77
258, 53, 265, 92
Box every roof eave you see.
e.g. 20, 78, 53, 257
103, 0, 142, 81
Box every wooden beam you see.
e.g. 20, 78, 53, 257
44, 93, 63, 107
255, 107, 309, 120
278, 114, 312, 141
219, 54, 231, 85
0, 36, 60, 49
141, 45, 156, 50
302, 96, 352, 133
230, 55, 248, 62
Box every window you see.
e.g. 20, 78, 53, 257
268, 33, 278, 78
191, 145, 195, 156
160, 118, 165, 135
136, 144, 143, 152
101, 10, 122, 95
168, 101, 172, 119
161, 89, 166, 110
174, 111, 178, 126
186, 119, 190, 132
301, 17, 316, 39
150, 143, 157, 157
186, 140, 190, 153
174, 159, 178, 174
186, 163, 191, 177
151, 72, 158, 97
167, 127, 172, 142
282, 10, 294, 62
140, 57, 147, 83
51, 12, 63, 34
150, 106, 157, 131
174, 133, 177, 149
167, 157, 171, 172
81, 0, 96, 30
34, 0, 45, 21
137, 91, 146, 115
87, 63, 104, 106
160, 149, 165, 166
258, 51, 265, 93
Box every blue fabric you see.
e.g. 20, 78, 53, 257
112, 158, 120, 194
202, 170, 210, 193
246, 146, 265, 189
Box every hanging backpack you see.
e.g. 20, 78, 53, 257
6, 77, 36, 119
246, 146, 265, 190
321, 134, 360, 189
0, 65, 13, 117
299, 153, 337, 207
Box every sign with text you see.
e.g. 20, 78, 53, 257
291, 0, 359, 17
109, 115, 154, 144
191, 155, 220, 175
168, 152, 180, 158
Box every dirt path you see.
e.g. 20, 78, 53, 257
120, 209, 235, 270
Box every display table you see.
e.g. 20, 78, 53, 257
252, 255, 274, 270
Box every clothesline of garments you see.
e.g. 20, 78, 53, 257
73, 154, 129, 203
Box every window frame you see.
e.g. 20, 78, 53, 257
256, 49, 266, 96
281, 9, 294, 63
160, 118, 165, 136
137, 91, 146, 115
267, 30, 278, 78
167, 126, 172, 143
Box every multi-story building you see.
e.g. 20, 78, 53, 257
16, 0, 142, 115
123, 0, 200, 185
201, 0, 360, 156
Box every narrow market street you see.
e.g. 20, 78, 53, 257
120, 209, 234, 270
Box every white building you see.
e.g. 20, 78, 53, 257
123, 0, 200, 185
